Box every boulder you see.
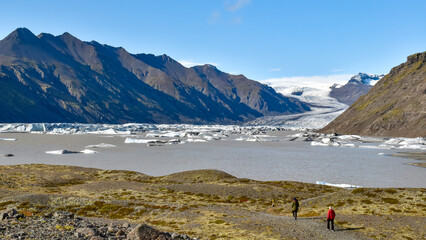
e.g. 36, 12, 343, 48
127, 224, 165, 240
76, 227, 96, 237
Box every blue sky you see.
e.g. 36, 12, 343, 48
1, 0, 425, 84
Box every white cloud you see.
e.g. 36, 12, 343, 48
178, 59, 220, 68
225, 0, 251, 12
260, 74, 354, 90
268, 68, 281, 72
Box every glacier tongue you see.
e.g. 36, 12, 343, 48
248, 85, 348, 129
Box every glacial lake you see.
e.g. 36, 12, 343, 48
0, 132, 424, 188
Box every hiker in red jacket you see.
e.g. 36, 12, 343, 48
327, 206, 336, 231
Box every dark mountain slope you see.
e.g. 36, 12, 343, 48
0, 28, 309, 124
321, 52, 426, 137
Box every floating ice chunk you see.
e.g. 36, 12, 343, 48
146, 133, 160, 137
398, 144, 426, 150
161, 132, 183, 138
45, 150, 79, 154
358, 145, 380, 149
80, 149, 98, 154
385, 138, 403, 145
186, 138, 207, 143
85, 143, 116, 148
235, 137, 246, 141
203, 135, 221, 140
0, 138, 17, 141
337, 135, 361, 140
167, 139, 184, 144
311, 141, 329, 146
399, 137, 426, 145
125, 138, 166, 144
252, 134, 275, 138
378, 144, 395, 149
311, 140, 340, 147
341, 143, 356, 147
378, 153, 385, 156
89, 129, 131, 135
316, 181, 362, 189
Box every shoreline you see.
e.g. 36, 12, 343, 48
0, 164, 424, 239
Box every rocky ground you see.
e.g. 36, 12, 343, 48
0, 164, 424, 239
0, 208, 196, 240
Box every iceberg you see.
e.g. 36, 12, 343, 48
186, 138, 207, 143
0, 138, 17, 141
316, 181, 362, 189
45, 150, 80, 154
398, 144, 426, 150
125, 138, 164, 144
80, 149, 98, 154
85, 143, 116, 148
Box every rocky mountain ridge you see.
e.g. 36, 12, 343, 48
322, 52, 426, 137
0, 28, 309, 124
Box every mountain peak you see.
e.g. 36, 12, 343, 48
349, 72, 384, 85
3, 27, 38, 43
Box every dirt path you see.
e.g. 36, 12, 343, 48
205, 205, 366, 239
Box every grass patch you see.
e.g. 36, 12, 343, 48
212, 219, 226, 224
382, 198, 399, 204
384, 189, 397, 194
361, 199, 373, 204
0, 201, 16, 208
352, 188, 365, 194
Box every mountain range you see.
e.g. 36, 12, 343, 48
0, 28, 309, 124
322, 52, 426, 137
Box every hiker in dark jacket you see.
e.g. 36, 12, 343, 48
291, 197, 299, 219
327, 206, 336, 231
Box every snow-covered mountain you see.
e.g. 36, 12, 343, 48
249, 73, 383, 129
330, 73, 384, 105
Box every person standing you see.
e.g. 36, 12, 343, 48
327, 206, 336, 231
292, 197, 299, 220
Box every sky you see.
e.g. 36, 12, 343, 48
1, 0, 425, 86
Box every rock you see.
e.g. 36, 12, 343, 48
122, 222, 130, 228
91, 236, 104, 240
156, 235, 168, 240
74, 232, 83, 238
108, 225, 117, 233
76, 227, 96, 237
4, 154, 13, 157
0, 208, 18, 220
127, 224, 161, 240
53, 211, 74, 219
116, 229, 125, 236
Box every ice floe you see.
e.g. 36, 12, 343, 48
316, 181, 362, 189
45, 149, 98, 154
0, 138, 17, 141
80, 149, 98, 154
85, 143, 116, 148
125, 138, 166, 144
1, 123, 425, 150
45, 150, 80, 154
290, 131, 426, 150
